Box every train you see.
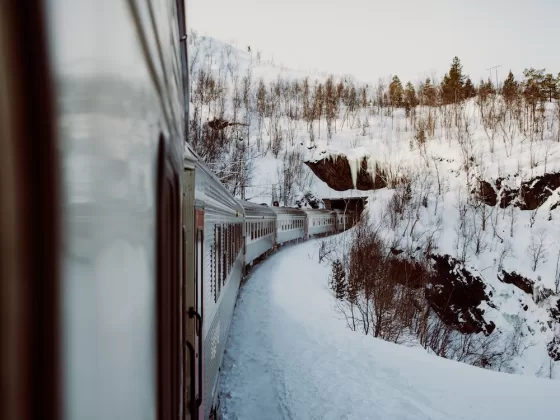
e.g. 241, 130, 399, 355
195, 162, 355, 419
0, 2, 354, 420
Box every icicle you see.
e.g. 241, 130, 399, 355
366, 156, 376, 187
349, 157, 358, 189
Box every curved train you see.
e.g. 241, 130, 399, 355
0, 1, 354, 420
194, 159, 354, 419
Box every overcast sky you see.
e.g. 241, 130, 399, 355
187, 0, 560, 85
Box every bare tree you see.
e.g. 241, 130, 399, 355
528, 229, 548, 271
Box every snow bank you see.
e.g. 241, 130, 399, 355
219, 240, 560, 419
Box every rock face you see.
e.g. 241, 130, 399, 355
547, 337, 560, 361
498, 270, 534, 295
477, 178, 518, 208
426, 254, 496, 335
476, 172, 560, 210
305, 155, 386, 191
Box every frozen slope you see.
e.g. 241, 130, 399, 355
218, 239, 560, 420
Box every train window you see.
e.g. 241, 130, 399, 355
237, 224, 241, 253
217, 225, 222, 297
222, 225, 227, 284
229, 225, 233, 271
222, 225, 226, 284
229, 225, 232, 272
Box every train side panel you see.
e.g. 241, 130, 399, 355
304, 210, 337, 237
194, 162, 245, 419
46, 0, 190, 418
238, 201, 276, 265
271, 207, 306, 245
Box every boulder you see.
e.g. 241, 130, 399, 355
498, 270, 534, 295
425, 254, 496, 335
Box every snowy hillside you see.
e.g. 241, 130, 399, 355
188, 31, 560, 378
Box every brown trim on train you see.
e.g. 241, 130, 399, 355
156, 135, 183, 420
0, 2, 61, 420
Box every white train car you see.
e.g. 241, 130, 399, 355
304, 209, 337, 238
334, 209, 355, 232
270, 207, 306, 246
193, 161, 245, 419
238, 201, 276, 265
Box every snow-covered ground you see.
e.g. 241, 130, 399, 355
218, 239, 560, 420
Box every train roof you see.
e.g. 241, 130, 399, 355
236, 200, 276, 218
300, 208, 335, 215
183, 141, 198, 170
268, 206, 306, 217
194, 156, 244, 217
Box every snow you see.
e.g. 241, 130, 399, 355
219, 239, 560, 419
191, 33, 560, 376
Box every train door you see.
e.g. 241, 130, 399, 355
183, 165, 204, 420
193, 205, 205, 420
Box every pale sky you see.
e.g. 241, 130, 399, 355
187, 0, 560, 85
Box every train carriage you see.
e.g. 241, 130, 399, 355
270, 206, 306, 245
192, 160, 245, 420
334, 209, 355, 232
237, 201, 276, 265
303, 209, 337, 238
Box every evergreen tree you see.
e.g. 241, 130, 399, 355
346, 271, 358, 305
330, 259, 347, 300
477, 78, 495, 102
502, 70, 519, 104
543, 73, 558, 102
421, 78, 437, 106
388, 75, 404, 107
463, 78, 476, 99
522, 68, 545, 107
403, 82, 418, 115
441, 56, 466, 104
